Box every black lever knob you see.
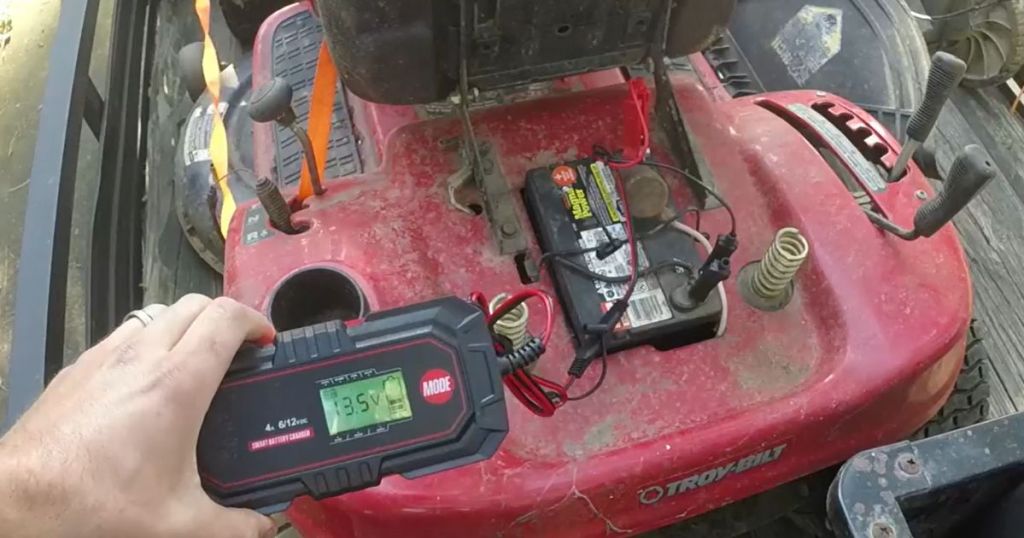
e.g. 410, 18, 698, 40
913, 145, 996, 238
248, 77, 326, 196
249, 77, 297, 125
889, 52, 967, 181
907, 52, 967, 143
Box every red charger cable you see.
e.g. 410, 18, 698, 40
608, 78, 652, 170
471, 290, 567, 417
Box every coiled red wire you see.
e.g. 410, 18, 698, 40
470, 290, 567, 417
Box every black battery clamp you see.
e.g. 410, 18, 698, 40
197, 297, 509, 513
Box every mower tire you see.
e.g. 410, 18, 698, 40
745, 323, 991, 538
911, 321, 991, 440
143, 0, 224, 305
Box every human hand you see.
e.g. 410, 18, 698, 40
0, 295, 277, 538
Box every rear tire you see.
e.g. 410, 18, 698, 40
143, 0, 224, 304
911, 321, 991, 439
747, 322, 991, 538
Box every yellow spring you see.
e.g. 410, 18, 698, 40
752, 228, 810, 299
490, 294, 530, 349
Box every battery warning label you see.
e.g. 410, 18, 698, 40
580, 228, 673, 330
552, 165, 577, 187
589, 162, 623, 224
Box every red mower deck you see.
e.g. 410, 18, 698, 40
221, 5, 971, 536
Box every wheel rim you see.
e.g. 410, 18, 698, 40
946, 3, 1021, 83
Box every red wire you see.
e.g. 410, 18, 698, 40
471, 290, 566, 416
608, 84, 650, 170
530, 373, 569, 402
469, 291, 489, 312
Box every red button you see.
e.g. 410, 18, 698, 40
420, 369, 455, 405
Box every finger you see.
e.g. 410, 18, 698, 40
76, 304, 168, 369
170, 297, 275, 398
98, 304, 168, 349
136, 294, 214, 350
101, 316, 148, 349
197, 503, 277, 538
222, 508, 276, 538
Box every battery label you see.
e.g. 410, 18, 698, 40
578, 224, 672, 330
589, 162, 623, 224
183, 102, 230, 166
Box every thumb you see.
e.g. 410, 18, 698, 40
211, 506, 278, 538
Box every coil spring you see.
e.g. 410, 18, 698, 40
490, 294, 530, 349
752, 228, 809, 299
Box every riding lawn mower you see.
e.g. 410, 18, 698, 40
11, 0, 1004, 536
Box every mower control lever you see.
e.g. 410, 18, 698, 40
866, 145, 995, 240
913, 145, 996, 237
249, 77, 326, 195
254, 177, 299, 234
889, 52, 967, 181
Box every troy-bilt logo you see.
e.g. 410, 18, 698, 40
638, 445, 787, 505
420, 369, 455, 405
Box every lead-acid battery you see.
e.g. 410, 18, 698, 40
524, 159, 722, 352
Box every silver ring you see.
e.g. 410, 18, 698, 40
122, 304, 168, 327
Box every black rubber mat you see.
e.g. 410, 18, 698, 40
270, 10, 360, 186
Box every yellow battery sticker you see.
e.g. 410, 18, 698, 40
590, 162, 622, 223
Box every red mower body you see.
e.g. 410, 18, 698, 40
222, 5, 971, 536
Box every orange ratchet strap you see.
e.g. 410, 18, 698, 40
300, 42, 338, 201
194, 0, 236, 236
197, 2, 335, 216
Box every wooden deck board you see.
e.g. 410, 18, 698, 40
934, 86, 1024, 418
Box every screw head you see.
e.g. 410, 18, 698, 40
915, 190, 928, 201
871, 522, 896, 538
897, 454, 922, 475
500, 222, 518, 237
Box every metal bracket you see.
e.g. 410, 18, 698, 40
456, 0, 528, 256
650, 0, 721, 209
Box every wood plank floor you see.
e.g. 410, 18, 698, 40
935, 86, 1024, 418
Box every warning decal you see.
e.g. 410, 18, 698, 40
580, 227, 673, 330
552, 165, 577, 187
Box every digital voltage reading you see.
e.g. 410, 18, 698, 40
319, 371, 413, 436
